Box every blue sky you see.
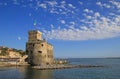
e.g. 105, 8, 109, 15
0, 0, 120, 58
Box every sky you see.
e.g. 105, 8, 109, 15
0, 0, 120, 58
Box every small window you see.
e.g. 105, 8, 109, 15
41, 44, 44, 47
33, 44, 34, 47
38, 51, 42, 53
46, 63, 49, 65
26, 50, 28, 53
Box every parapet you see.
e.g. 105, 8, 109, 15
28, 30, 42, 42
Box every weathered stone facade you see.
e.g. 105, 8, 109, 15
26, 30, 54, 66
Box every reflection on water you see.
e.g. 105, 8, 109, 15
24, 66, 53, 79
0, 59, 120, 79
0, 66, 24, 79
0, 66, 53, 79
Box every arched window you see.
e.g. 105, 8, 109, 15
41, 44, 44, 47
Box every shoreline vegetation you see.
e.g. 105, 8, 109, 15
0, 46, 25, 57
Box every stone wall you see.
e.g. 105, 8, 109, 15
46, 44, 54, 64
28, 30, 42, 42
26, 30, 54, 66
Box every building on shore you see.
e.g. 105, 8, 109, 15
26, 30, 54, 66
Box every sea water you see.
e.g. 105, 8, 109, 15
0, 58, 120, 79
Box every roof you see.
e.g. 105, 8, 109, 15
28, 30, 42, 34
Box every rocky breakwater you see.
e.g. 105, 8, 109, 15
33, 64, 105, 70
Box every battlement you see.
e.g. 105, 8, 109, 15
28, 30, 42, 42
28, 30, 42, 34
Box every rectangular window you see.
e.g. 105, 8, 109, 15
38, 51, 42, 53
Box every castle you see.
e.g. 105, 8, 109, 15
26, 30, 54, 66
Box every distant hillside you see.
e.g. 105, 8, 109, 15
0, 46, 25, 58
106, 57, 120, 59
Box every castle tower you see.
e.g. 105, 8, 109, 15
26, 30, 54, 66
28, 30, 42, 42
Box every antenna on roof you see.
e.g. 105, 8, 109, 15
33, 20, 37, 30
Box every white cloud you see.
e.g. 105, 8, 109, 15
104, 4, 111, 8
46, 1, 57, 6
29, 0, 76, 15
79, 1, 83, 5
94, 12, 100, 17
84, 9, 93, 13
96, 1, 111, 9
37, 3, 47, 9
70, 21, 75, 25
60, 20, 65, 24
68, 4, 76, 9
84, 9, 89, 12
50, 24, 54, 28
86, 15, 92, 19
43, 12, 120, 40
61, 1, 66, 4
110, 1, 120, 9
109, 13, 115, 16
50, 9, 59, 14
8, 0, 120, 41
18, 37, 22, 40
80, 26, 88, 30
12, 0, 20, 5
96, 2, 102, 6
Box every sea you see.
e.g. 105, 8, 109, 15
0, 58, 120, 79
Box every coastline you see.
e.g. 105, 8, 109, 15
0, 61, 29, 67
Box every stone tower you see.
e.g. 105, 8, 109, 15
26, 30, 54, 66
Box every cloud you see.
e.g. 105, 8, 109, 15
84, 9, 93, 13
96, 1, 111, 8
68, 4, 76, 9
86, 15, 92, 19
69, 21, 75, 25
43, 11, 120, 41
50, 24, 54, 28
42, 0, 120, 41
60, 20, 66, 24
46, 1, 57, 6
110, 1, 120, 8
27, 1, 120, 41
61, 1, 66, 4
96, 2, 102, 6
4, 0, 119, 41
79, 1, 83, 5
18, 37, 22, 40
104, 4, 111, 8
94, 12, 100, 17
12, 0, 20, 5
37, 3, 47, 9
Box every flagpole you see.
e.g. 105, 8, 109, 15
33, 20, 37, 30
